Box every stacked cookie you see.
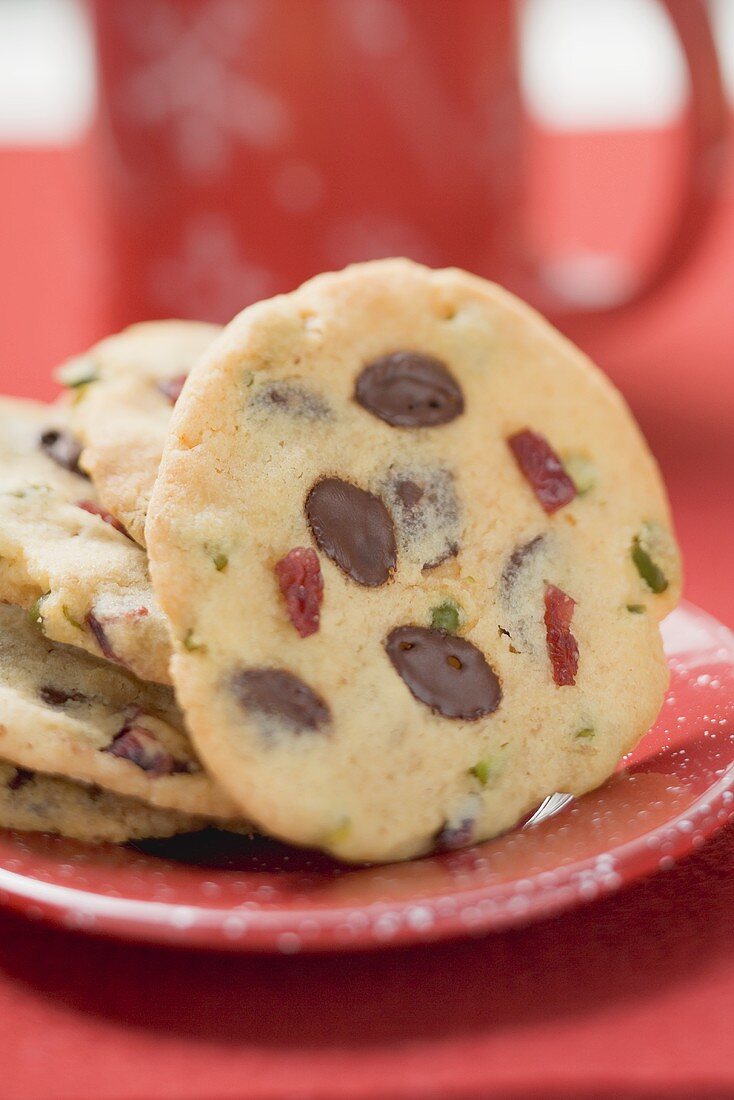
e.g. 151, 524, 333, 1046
0, 260, 681, 860
0, 351, 243, 842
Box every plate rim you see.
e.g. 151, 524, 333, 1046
0, 599, 731, 953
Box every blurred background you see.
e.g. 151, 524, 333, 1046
0, 0, 732, 619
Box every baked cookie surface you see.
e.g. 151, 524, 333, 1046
147, 260, 681, 862
61, 321, 221, 547
0, 397, 173, 684
0, 602, 239, 820
0, 761, 210, 844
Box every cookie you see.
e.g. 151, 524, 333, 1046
0, 761, 211, 844
0, 397, 173, 684
59, 321, 221, 547
147, 259, 681, 863
0, 602, 240, 820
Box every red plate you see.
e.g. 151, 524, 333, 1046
0, 600, 732, 953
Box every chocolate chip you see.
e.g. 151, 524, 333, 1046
306, 477, 396, 587
385, 626, 501, 720
231, 668, 330, 733
383, 467, 460, 571
422, 542, 459, 571
39, 685, 87, 707
157, 374, 188, 405
251, 382, 331, 420
39, 430, 88, 478
395, 479, 424, 509
355, 351, 464, 427
500, 535, 545, 597
7, 768, 33, 792
435, 817, 475, 852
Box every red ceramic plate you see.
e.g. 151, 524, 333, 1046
0, 600, 732, 953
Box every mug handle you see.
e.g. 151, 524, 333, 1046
554, 0, 729, 327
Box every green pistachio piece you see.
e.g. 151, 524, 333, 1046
562, 454, 597, 495
431, 600, 460, 633
632, 536, 668, 594
626, 603, 646, 614
62, 605, 83, 631
212, 551, 228, 572
321, 816, 351, 845
57, 357, 99, 389
28, 596, 46, 627
183, 629, 207, 653
469, 760, 491, 785
574, 727, 595, 740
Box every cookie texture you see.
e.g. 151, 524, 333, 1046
147, 259, 681, 863
0, 602, 240, 820
0, 761, 209, 844
60, 321, 221, 547
0, 397, 173, 684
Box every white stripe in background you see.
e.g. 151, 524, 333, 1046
520, 0, 688, 129
0, 0, 730, 146
0, 0, 96, 144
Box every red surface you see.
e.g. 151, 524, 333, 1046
0, 125, 733, 1095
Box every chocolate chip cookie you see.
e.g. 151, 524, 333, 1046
0, 761, 212, 844
0, 397, 173, 683
0, 602, 240, 819
147, 259, 681, 862
60, 321, 221, 546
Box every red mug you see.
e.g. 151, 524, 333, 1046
92, 0, 728, 334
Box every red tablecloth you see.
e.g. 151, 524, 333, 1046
0, 129, 732, 1099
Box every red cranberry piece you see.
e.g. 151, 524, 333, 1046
105, 717, 191, 777
77, 500, 130, 538
544, 583, 579, 686
507, 429, 577, 514
157, 374, 188, 405
275, 547, 323, 638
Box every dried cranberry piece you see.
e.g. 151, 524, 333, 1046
275, 547, 323, 637
157, 374, 188, 405
77, 500, 131, 538
85, 611, 122, 664
507, 429, 577, 514
105, 714, 192, 777
544, 583, 579, 686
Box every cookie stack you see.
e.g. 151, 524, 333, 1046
0, 260, 681, 861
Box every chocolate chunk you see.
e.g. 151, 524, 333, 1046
306, 477, 396, 587
7, 768, 33, 792
500, 535, 544, 596
157, 374, 188, 405
39, 685, 87, 707
435, 817, 475, 852
385, 626, 501, 720
423, 542, 459, 571
395, 479, 424, 509
232, 668, 330, 733
355, 351, 464, 427
251, 382, 331, 420
383, 467, 460, 571
39, 429, 88, 478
